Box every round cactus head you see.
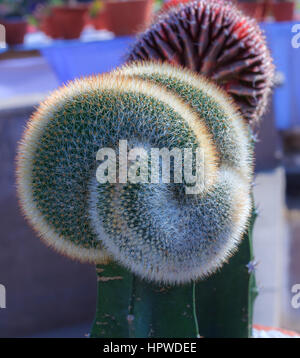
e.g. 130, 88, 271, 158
16, 73, 216, 265
117, 61, 253, 182
17, 66, 252, 283
126, 0, 274, 125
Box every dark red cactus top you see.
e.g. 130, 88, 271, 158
126, 0, 274, 125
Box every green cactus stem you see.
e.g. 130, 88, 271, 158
90, 263, 133, 338
90, 263, 198, 338
90, 202, 257, 338
194, 202, 258, 338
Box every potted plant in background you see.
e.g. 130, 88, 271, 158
162, 0, 268, 21
32, 0, 88, 39
272, 0, 295, 21
237, 0, 267, 21
51, 0, 88, 39
105, 0, 153, 36
31, 0, 61, 39
88, 0, 107, 30
0, 0, 28, 45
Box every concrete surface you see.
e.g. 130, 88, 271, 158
281, 204, 300, 332
252, 168, 289, 328
0, 57, 58, 101
0, 104, 97, 338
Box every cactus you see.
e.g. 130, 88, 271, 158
117, 61, 253, 181
17, 68, 252, 280
126, 0, 274, 125
16, 0, 274, 339
91, 203, 258, 338
17, 62, 257, 337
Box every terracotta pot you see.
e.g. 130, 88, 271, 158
272, 1, 295, 22
49, 5, 88, 39
238, 2, 266, 21
1, 19, 27, 46
163, 1, 267, 22
90, 8, 108, 30
40, 14, 61, 39
106, 0, 153, 36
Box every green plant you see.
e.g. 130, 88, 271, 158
29, 0, 87, 33
27, 1, 63, 26
92, 62, 257, 338
0, 0, 30, 19
16, 0, 273, 339
89, 0, 105, 18
17, 62, 256, 337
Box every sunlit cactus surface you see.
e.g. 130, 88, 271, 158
17, 64, 252, 284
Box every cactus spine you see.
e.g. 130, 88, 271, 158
126, 0, 274, 125
17, 63, 257, 337
17, 68, 252, 284
90, 204, 257, 338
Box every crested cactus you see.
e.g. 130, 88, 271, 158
16, 0, 273, 339
17, 62, 257, 337
117, 61, 253, 181
126, 0, 274, 125
17, 68, 252, 282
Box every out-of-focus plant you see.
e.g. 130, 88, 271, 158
27, 0, 63, 27
0, 0, 32, 19
28, 0, 86, 28
89, 0, 105, 18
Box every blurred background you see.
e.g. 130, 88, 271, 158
0, 0, 299, 337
